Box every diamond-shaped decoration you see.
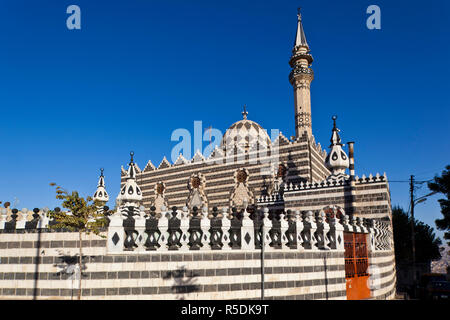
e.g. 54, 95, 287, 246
183, 234, 187, 241
112, 232, 120, 246
244, 232, 251, 245
337, 235, 342, 244
204, 235, 207, 241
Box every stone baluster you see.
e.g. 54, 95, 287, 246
168, 206, 182, 250
200, 206, 211, 251
179, 206, 190, 251
253, 209, 263, 249
356, 217, 366, 233
25, 208, 41, 230
350, 215, 357, 233
134, 205, 147, 251
285, 210, 297, 249
16, 208, 28, 229
301, 211, 315, 250
188, 207, 202, 250
221, 207, 231, 251
262, 208, 272, 251
268, 211, 281, 249
144, 206, 160, 251
5, 209, 18, 231
309, 211, 318, 250
295, 210, 304, 250
326, 212, 339, 250
209, 207, 223, 250
280, 211, 289, 249
340, 213, 351, 233
315, 210, 330, 250
241, 207, 254, 250
229, 208, 242, 250
364, 218, 376, 251
123, 206, 138, 251
158, 206, 169, 251
38, 207, 50, 229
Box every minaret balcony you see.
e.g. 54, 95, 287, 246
289, 52, 313, 66
289, 67, 314, 83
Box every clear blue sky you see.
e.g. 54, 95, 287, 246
0, 1, 449, 241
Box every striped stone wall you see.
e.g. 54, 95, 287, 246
0, 229, 397, 300
368, 250, 397, 299
283, 180, 392, 219
0, 230, 348, 300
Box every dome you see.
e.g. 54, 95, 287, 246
221, 118, 271, 150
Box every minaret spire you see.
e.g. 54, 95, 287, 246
93, 168, 109, 203
295, 7, 309, 48
289, 8, 314, 138
325, 116, 349, 180
117, 151, 142, 205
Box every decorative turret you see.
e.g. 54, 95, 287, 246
93, 168, 109, 203
289, 8, 314, 138
325, 116, 349, 180
117, 152, 143, 205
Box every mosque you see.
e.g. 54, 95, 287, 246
0, 10, 396, 300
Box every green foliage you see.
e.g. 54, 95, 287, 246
392, 206, 442, 264
47, 183, 107, 237
428, 165, 450, 245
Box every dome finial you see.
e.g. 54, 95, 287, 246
100, 168, 104, 177
242, 105, 248, 120
332, 115, 337, 129
297, 7, 302, 21
129, 151, 134, 164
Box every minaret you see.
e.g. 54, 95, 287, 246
289, 8, 314, 138
324, 116, 349, 180
117, 152, 143, 210
93, 168, 109, 214
93, 168, 109, 203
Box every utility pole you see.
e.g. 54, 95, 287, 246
260, 209, 265, 300
409, 175, 417, 288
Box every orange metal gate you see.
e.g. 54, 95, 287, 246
344, 232, 371, 300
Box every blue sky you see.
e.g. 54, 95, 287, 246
0, 0, 449, 241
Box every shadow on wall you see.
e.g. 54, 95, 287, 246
53, 251, 90, 300
162, 266, 200, 299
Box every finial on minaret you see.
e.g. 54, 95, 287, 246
242, 105, 248, 120
93, 168, 109, 203
117, 152, 142, 204
332, 115, 337, 130
330, 115, 342, 146
294, 7, 308, 48
129, 151, 134, 164
325, 116, 349, 180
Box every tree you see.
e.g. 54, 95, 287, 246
48, 183, 108, 300
428, 165, 450, 245
392, 206, 441, 264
